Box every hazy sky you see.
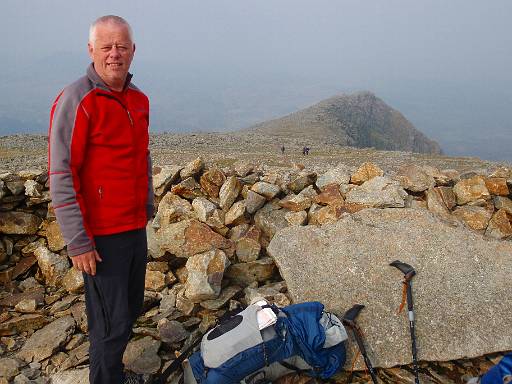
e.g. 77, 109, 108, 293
2, 0, 511, 161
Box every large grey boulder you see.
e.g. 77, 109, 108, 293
267, 208, 512, 368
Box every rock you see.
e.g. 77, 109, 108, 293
345, 176, 407, 208
284, 210, 308, 226
236, 226, 262, 262
254, 203, 289, 239
18, 316, 75, 362
0, 314, 46, 336
5, 176, 25, 195
156, 219, 234, 258
494, 196, 512, 215
180, 157, 204, 179
34, 246, 69, 287
453, 176, 491, 205
279, 193, 312, 212
245, 190, 267, 214
185, 249, 229, 302
350, 162, 384, 185
425, 188, 451, 218
147, 261, 169, 273
219, 176, 242, 210
233, 161, 255, 177
225, 200, 246, 226
250, 182, 281, 200
308, 202, 346, 225
0, 179, 5, 200
171, 177, 204, 200
205, 209, 228, 234
18, 277, 42, 292
46, 221, 65, 252
485, 177, 509, 196
396, 164, 436, 192
61, 267, 84, 294
49, 295, 79, 315
316, 163, 352, 190
24, 180, 42, 197
0, 212, 42, 235
243, 281, 288, 305
452, 206, 493, 230
157, 319, 189, 344
159, 292, 176, 312
287, 172, 316, 193
153, 193, 195, 230
14, 299, 37, 313
225, 258, 276, 285
485, 209, 512, 240
70, 302, 88, 333
0, 288, 44, 308
0, 357, 23, 382
200, 285, 242, 310
50, 367, 89, 384
122, 336, 161, 374
146, 222, 165, 259
199, 168, 226, 198
313, 184, 344, 206
152, 165, 181, 196
175, 285, 195, 315
434, 186, 457, 210
192, 197, 217, 222
145, 270, 167, 291
12, 257, 39, 283
267, 208, 512, 368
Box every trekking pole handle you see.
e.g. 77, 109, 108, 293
389, 260, 416, 281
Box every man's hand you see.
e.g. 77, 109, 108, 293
71, 250, 102, 276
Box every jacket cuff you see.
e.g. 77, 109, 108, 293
67, 242, 95, 257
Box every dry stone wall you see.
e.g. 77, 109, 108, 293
0, 161, 511, 383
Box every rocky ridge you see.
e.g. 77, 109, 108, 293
0, 159, 511, 383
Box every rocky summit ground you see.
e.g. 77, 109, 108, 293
1, 133, 511, 384
0, 133, 509, 174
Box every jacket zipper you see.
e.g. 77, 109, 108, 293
97, 92, 134, 127
98, 186, 103, 199
97, 91, 141, 221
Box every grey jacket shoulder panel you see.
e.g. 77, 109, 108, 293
49, 74, 95, 256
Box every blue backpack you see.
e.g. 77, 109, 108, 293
185, 301, 347, 384
481, 353, 512, 384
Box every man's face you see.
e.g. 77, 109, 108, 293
88, 23, 135, 90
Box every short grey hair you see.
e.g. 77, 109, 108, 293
89, 15, 134, 44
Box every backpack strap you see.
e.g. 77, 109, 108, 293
278, 360, 311, 374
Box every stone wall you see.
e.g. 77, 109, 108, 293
0, 161, 511, 383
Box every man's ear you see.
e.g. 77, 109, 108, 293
133, 43, 136, 55
88, 42, 94, 60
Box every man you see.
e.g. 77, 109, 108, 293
48, 15, 153, 384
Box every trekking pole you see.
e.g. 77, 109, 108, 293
342, 304, 379, 384
149, 335, 201, 384
389, 260, 420, 384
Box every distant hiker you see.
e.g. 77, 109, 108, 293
281, 145, 285, 154
302, 146, 306, 156
48, 15, 152, 384
306, 146, 310, 155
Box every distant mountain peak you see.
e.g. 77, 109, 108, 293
245, 91, 442, 154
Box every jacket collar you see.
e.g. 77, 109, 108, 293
86, 63, 133, 93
